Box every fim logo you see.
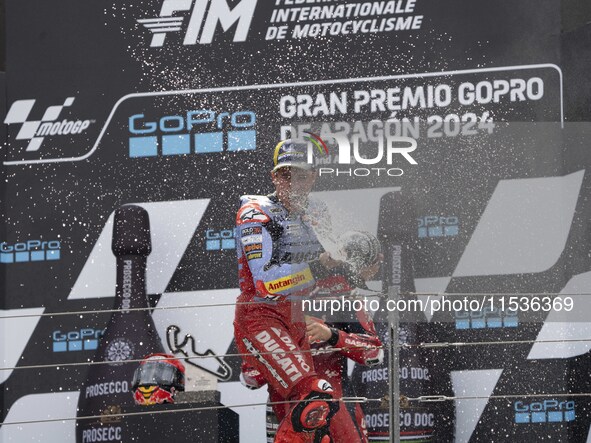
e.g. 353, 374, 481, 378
206, 228, 236, 251
418, 216, 459, 238
137, 0, 257, 47
4, 97, 92, 152
514, 400, 576, 424
52, 328, 105, 352
0, 240, 61, 263
128, 109, 256, 157
455, 307, 518, 329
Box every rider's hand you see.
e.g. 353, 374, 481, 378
305, 316, 333, 343
358, 253, 383, 281
318, 251, 343, 270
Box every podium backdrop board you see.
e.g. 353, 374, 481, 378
2, 1, 591, 442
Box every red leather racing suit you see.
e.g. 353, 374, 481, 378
265, 302, 384, 443
234, 193, 330, 401
233, 193, 383, 442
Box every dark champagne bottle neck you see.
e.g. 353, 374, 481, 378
115, 256, 148, 312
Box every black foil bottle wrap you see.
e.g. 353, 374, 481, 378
352, 191, 440, 442
76, 205, 165, 443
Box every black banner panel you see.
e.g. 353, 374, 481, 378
2, 1, 591, 442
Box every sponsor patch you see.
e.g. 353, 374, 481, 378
247, 252, 263, 261
242, 337, 289, 389
242, 234, 263, 245
265, 268, 313, 294
242, 226, 262, 236
238, 205, 270, 224
317, 380, 334, 392
244, 243, 262, 253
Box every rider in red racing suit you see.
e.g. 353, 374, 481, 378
304, 308, 383, 443
243, 286, 384, 443
234, 139, 382, 442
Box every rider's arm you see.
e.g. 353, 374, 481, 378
237, 201, 322, 299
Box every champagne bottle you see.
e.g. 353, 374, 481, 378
352, 191, 438, 441
76, 205, 165, 443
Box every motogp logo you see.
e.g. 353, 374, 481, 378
4, 97, 93, 152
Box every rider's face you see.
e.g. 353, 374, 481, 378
272, 166, 317, 210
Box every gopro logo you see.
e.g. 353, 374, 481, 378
52, 328, 105, 352
0, 240, 61, 263
514, 400, 576, 423
418, 216, 459, 238
128, 109, 256, 157
205, 229, 236, 251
